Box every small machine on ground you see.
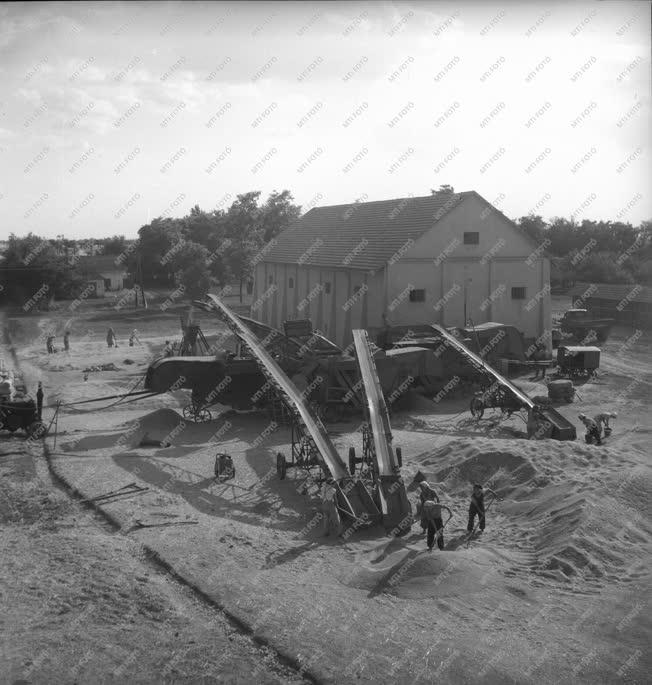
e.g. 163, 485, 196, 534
0, 398, 47, 438
557, 309, 614, 343
470, 384, 523, 419
214, 453, 236, 482
556, 345, 601, 379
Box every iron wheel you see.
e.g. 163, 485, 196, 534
470, 397, 485, 419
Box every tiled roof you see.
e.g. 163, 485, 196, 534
262, 192, 475, 271
569, 282, 652, 304
76, 255, 127, 274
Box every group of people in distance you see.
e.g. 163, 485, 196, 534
44, 327, 143, 352
45, 330, 70, 354
106, 328, 141, 348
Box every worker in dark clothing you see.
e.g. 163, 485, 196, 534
416, 480, 439, 529
63, 330, 70, 352
36, 382, 44, 420
531, 342, 547, 380
467, 484, 486, 534
46, 334, 55, 354
579, 413, 602, 445
422, 500, 445, 551
417, 482, 445, 550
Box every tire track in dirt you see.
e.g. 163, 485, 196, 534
42, 442, 318, 684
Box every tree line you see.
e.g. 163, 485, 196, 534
0, 190, 301, 308
1, 187, 650, 312
516, 215, 652, 285
132, 190, 301, 299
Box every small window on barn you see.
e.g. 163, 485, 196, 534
288, 277, 294, 289
268, 275, 273, 285
511, 287, 526, 300
324, 281, 331, 294
464, 232, 480, 245
409, 289, 426, 302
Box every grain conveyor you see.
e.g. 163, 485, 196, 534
352, 330, 412, 532
203, 294, 381, 524
429, 324, 576, 440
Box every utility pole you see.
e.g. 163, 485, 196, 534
137, 250, 147, 309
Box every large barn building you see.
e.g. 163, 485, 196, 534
251, 191, 551, 349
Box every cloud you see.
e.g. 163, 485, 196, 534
16, 87, 44, 105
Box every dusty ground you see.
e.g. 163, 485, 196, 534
1, 294, 651, 683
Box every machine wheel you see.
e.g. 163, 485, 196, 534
396, 446, 403, 468
348, 446, 356, 475
584, 433, 594, 444
197, 409, 212, 422
26, 421, 47, 439
276, 452, 287, 480
470, 397, 485, 419
182, 404, 194, 420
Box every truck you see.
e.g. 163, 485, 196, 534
555, 309, 614, 344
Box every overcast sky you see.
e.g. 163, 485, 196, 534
1, 0, 650, 240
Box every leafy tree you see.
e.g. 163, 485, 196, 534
634, 259, 652, 283
102, 235, 127, 255
222, 192, 262, 301
169, 241, 212, 300
259, 190, 302, 242
0, 233, 82, 306
136, 218, 184, 285
184, 205, 217, 246
431, 184, 454, 195
517, 214, 548, 244
573, 252, 634, 284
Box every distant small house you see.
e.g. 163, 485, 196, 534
569, 281, 652, 328
76, 255, 128, 295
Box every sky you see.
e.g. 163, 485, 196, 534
0, 0, 650, 240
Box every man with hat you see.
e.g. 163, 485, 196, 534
593, 411, 616, 439
579, 413, 602, 445
417, 481, 445, 551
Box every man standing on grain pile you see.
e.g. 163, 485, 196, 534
321, 479, 342, 537
593, 411, 617, 438
417, 481, 445, 551
467, 484, 486, 535
36, 382, 44, 420
579, 413, 602, 445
